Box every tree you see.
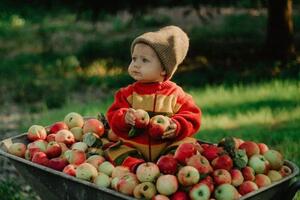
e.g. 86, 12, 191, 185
266, 0, 295, 61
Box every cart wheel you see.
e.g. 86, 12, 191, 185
285, 180, 300, 200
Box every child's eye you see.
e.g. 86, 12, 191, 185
142, 58, 149, 63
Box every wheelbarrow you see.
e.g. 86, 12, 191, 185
0, 133, 299, 200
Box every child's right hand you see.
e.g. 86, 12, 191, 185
125, 108, 136, 126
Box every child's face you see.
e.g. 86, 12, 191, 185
129, 43, 166, 83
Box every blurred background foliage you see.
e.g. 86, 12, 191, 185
0, 0, 299, 110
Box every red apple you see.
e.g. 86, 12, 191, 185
201, 145, 220, 161
174, 143, 197, 165
46, 134, 56, 142
46, 141, 62, 158
49, 121, 68, 134
86, 155, 105, 169
32, 151, 49, 166
152, 195, 170, 200
55, 130, 75, 145
48, 157, 68, 171
27, 125, 47, 141
64, 149, 86, 165
257, 143, 269, 154
255, 174, 271, 188
238, 181, 258, 195
186, 154, 213, 175
199, 175, 214, 193
116, 173, 139, 196
242, 166, 255, 181
156, 154, 178, 175
211, 154, 233, 171
170, 191, 189, 200
63, 164, 77, 176
212, 169, 232, 185
239, 141, 260, 157
230, 169, 244, 187
189, 183, 211, 200
83, 118, 105, 137
148, 115, 170, 140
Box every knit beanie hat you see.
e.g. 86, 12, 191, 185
131, 25, 189, 79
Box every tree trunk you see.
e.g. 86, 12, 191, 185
266, 0, 295, 60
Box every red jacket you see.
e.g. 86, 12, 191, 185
107, 81, 201, 160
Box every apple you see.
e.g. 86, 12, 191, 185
94, 172, 111, 188
186, 154, 213, 175
76, 163, 98, 181
248, 154, 270, 174
82, 132, 102, 148
58, 142, 69, 153
111, 166, 130, 178
148, 115, 170, 139
230, 169, 244, 187
64, 112, 84, 129
136, 162, 160, 182
49, 121, 68, 134
242, 166, 255, 181
214, 184, 239, 200
8, 143, 26, 157
133, 109, 150, 128
98, 161, 115, 176
32, 151, 49, 166
174, 143, 197, 165
255, 174, 271, 188
233, 137, 244, 149
28, 140, 48, 156
170, 191, 189, 200
212, 169, 232, 185
201, 145, 220, 161
238, 181, 258, 195
267, 170, 282, 182
156, 154, 178, 175
156, 175, 178, 196
55, 130, 75, 145
211, 154, 233, 171
46, 134, 56, 142
199, 176, 214, 193
263, 150, 284, 170
47, 157, 68, 171
46, 141, 62, 158
71, 142, 88, 152
87, 147, 103, 157
70, 127, 84, 141
64, 149, 86, 165
257, 143, 269, 155
63, 164, 77, 176
116, 173, 139, 196
279, 165, 292, 177
27, 125, 47, 141
86, 155, 105, 169
83, 118, 105, 137
152, 195, 170, 200
133, 182, 157, 199
189, 183, 210, 200
177, 166, 200, 186
239, 141, 260, 157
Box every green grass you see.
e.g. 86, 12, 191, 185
25, 79, 300, 168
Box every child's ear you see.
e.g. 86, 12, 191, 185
161, 70, 167, 76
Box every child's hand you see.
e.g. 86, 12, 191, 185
125, 108, 136, 126
161, 119, 177, 139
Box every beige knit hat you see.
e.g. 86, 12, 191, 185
131, 25, 189, 79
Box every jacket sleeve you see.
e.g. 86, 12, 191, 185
107, 88, 132, 135
171, 93, 201, 140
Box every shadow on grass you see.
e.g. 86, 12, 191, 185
201, 99, 300, 117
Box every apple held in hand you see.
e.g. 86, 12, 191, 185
128, 109, 150, 138
148, 115, 170, 140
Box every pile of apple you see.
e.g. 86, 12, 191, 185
7, 112, 293, 200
